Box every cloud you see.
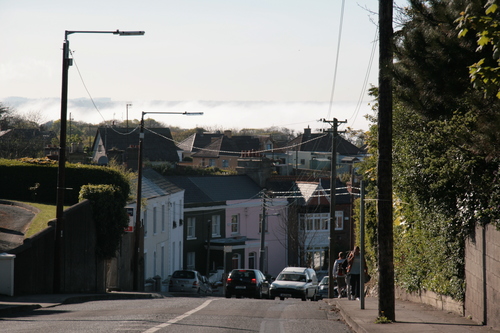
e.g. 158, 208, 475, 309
1, 97, 373, 133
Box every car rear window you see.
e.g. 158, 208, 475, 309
172, 271, 195, 279
230, 270, 256, 279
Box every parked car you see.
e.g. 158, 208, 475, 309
317, 276, 329, 299
169, 270, 211, 294
269, 267, 318, 301
225, 269, 270, 299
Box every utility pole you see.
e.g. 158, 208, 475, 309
321, 118, 346, 298
378, 0, 395, 321
259, 191, 267, 272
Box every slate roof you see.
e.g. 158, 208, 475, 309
0, 128, 55, 141
287, 132, 366, 156
178, 132, 223, 153
95, 127, 180, 162
131, 168, 184, 200
167, 175, 262, 204
180, 132, 261, 158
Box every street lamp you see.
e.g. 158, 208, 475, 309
134, 111, 202, 291
55, 29, 144, 292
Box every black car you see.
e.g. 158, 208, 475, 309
225, 269, 270, 299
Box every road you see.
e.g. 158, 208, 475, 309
0, 203, 35, 252
0, 296, 352, 333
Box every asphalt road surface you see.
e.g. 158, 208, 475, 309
0, 203, 35, 252
0, 296, 353, 333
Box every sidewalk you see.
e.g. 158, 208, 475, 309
0, 291, 164, 316
328, 296, 500, 333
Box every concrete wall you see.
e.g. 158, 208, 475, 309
395, 286, 464, 316
465, 223, 500, 329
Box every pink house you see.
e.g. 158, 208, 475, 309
225, 198, 288, 278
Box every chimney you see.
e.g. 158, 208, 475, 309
224, 130, 232, 138
304, 126, 311, 137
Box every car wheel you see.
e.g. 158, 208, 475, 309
301, 295, 307, 301
255, 287, 262, 299
225, 292, 231, 298
279, 297, 285, 301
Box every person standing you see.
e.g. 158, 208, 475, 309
347, 246, 366, 300
332, 252, 346, 298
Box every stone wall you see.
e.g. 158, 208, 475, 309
465, 223, 500, 329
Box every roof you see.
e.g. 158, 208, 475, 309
181, 132, 261, 158
167, 175, 262, 204
288, 131, 366, 156
131, 168, 184, 200
265, 176, 351, 205
178, 132, 223, 153
0, 128, 55, 141
95, 127, 180, 162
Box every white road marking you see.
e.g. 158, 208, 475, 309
142, 299, 214, 333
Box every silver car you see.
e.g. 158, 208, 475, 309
169, 270, 212, 294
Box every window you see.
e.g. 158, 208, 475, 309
335, 211, 344, 230
231, 214, 239, 234
161, 245, 165, 277
173, 202, 177, 223
299, 213, 330, 231
153, 251, 157, 276
186, 252, 195, 270
187, 217, 196, 239
209, 159, 216, 166
248, 252, 256, 269
211, 215, 221, 237
222, 159, 229, 168
143, 209, 148, 237
232, 253, 240, 269
153, 206, 157, 234
161, 205, 165, 232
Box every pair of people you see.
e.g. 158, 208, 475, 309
334, 246, 367, 300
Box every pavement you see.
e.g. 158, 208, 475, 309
1, 292, 499, 332
328, 295, 500, 333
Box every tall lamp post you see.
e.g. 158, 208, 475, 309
55, 29, 144, 292
134, 111, 202, 291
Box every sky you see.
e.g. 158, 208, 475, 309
0, 0, 406, 134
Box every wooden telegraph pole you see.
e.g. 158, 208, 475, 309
378, 0, 395, 321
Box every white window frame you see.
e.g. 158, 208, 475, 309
211, 215, 221, 237
153, 206, 157, 235
187, 217, 196, 239
231, 214, 240, 235
335, 211, 344, 230
187, 252, 195, 270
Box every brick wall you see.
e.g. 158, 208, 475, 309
465, 223, 500, 329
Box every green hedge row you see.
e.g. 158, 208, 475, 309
0, 159, 130, 206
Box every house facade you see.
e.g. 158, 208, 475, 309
167, 174, 288, 279
125, 169, 185, 285
266, 176, 354, 272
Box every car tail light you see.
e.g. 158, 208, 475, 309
251, 278, 257, 284
193, 281, 199, 287
227, 278, 232, 283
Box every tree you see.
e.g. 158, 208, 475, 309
363, 0, 500, 303
457, 0, 500, 98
